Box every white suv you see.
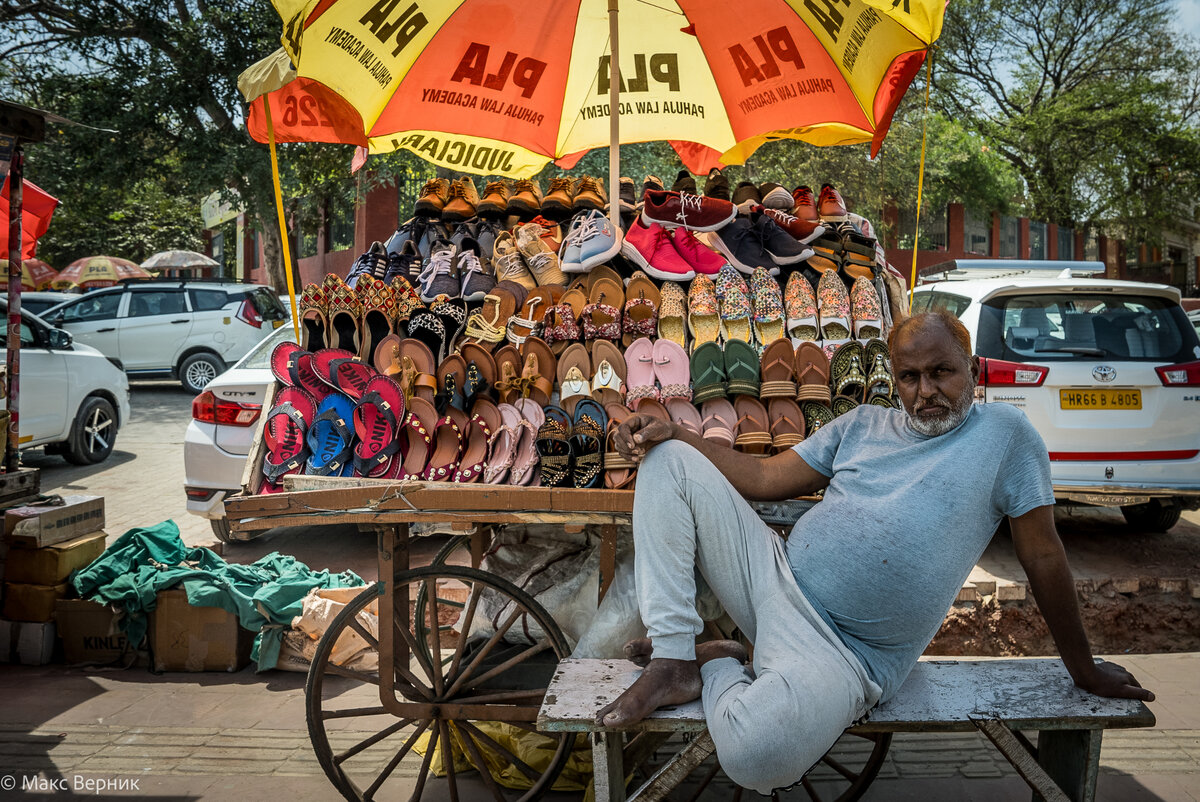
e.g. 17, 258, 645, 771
42, 281, 288, 393
913, 273, 1200, 531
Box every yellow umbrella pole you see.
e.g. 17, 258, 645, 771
608, 0, 621, 235
263, 100, 302, 343
908, 51, 934, 311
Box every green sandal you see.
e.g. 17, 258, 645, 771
723, 339, 760, 397
691, 341, 728, 403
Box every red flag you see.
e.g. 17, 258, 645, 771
0, 177, 59, 260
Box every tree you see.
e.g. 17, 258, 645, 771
935, 0, 1200, 240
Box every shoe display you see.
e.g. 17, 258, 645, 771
756, 205, 825, 243
620, 217, 696, 281
516, 220, 568, 286
417, 240, 461, 302
761, 183, 793, 210
672, 169, 697, 194
616, 177, 637, 213
572, 175, 607, 212
477, 180, 511, 217
818, 183, 849, 222
492, 231, 536, 291
560, 210, 622, 273
541, 176, 575, 217
641, 189, 737, 232
669, 226, 725, 276
750, 211, 813, 265
414, 177, 450, 217
732, 181, 762, 214
442, 176, 479, 223
507, 178, 543, 216
784, 271, 819, 343
457, 240, 497, 302
702, 218, 779, 275
703, 168, 731, 201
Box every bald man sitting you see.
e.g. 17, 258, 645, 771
597, 311, 1153, 793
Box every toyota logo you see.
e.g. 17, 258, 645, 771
1093, 365, 1116, 382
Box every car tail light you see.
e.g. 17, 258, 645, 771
185, 487, 218, 501
192, 390, 261, 426
978, 358, 1049, 387
1155, 360, 1200, 386
236, 297, 263, 328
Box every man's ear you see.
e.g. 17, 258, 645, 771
969, 354, 981, 382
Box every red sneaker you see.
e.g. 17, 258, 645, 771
817, 184, 849, 222
620, 217, 696, 281
755, 205, 825, 244
640, 189, 736, 232
669, 227, 725, 275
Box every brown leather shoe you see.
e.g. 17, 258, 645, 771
572, 175, 607, 212
506, 178, 543, 216
414, 177, 450, 217
818, 183, 849, 222
477, 179, 511, 216
541, 176, 575, 217
442, 176, 479, 223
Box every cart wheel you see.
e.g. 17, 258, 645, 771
660, 731, 891, 802
306, 568, 575, 802
431, 533, 471, 567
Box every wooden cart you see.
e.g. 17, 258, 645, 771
223, 479, 895, 802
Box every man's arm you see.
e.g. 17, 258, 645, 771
1010, 505, 1154, 701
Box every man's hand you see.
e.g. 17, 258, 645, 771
1074, 660, 1155, 702
614, 415, 678, 463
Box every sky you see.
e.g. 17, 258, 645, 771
1176, 0, 1200, 37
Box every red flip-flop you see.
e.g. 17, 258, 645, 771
271, 342, 331, 401
262, 386, 317, 491
352, 375, 407, 478
313, 348, 378, 400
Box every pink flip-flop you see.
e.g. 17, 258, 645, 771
652, 339, 691, 402
700, 398, 737, 447
509, 398, 545, 486
484, 403, 524, 484
623, 337, 659, 409
352, 375, 407, 478
666, 398, 703, 436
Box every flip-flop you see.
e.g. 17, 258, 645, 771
723, 339, 760, 398
435, 354, 467, 414
373, 333, 404, 376
759, 339, 798, 399
603, 402, 638, 490
352, 375, 406, 478
795, 342, 832, 404
536, 404, 574, 488
590, 340, 626, 406
570, 399, 607, 488
519, 336, 557, 407
312, 348, 378, 401
262, 386, 317, 488
399, 396, 439, 480
801, 400, 836, 434
484, 402, 523, 484
733, 396, 772, 455
494, 345, 523, 405
424, 406, 468, 481
460, 343, 497, 406
623, 337, 659, 409
306, 392, 356, 477
768, 398, 805, 452
699, 398, 736, 447
666, 398, 703, 436
690, 341, 727, 403
556, 343, 592, 415
271, 342, 331, 401
621, 271, 660, 348
652, 338, 691, 402
510, 398, 546, 486
397, 339, 438, 404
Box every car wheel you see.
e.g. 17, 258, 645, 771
63, 396, 117, 465
210, 517, 235, 544
179, 353, 224, 393
1120, 500, 1183, 532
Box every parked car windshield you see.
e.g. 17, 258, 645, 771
977, 293, 1197, 363
236, 324, 295, 371
911, 290, 972, 317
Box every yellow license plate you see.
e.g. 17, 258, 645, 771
1059, 389, 1141, 410
272, 319, 285, 329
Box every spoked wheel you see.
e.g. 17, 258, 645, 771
657, 731, 892, 802
306, 567, 575, 802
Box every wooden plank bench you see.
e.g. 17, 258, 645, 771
538, 657, 1156, 802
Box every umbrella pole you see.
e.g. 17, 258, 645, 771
908, 51, 933, 310
608, 0, 620, 234
263, 100, 302, 343
4, 145, 23, 472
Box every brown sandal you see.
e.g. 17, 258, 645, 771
733, 396, 772, 455
603, 402, 638, 489
768, 398, 806, 452
795, 341, 832, 404
519, 336, 557, 407
760, 339, 798, 399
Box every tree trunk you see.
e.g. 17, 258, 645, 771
256, 210, 291, 293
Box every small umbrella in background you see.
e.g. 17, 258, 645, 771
140, 250, 220, 273
0, 258, 58, 289
55, 255, 151, 289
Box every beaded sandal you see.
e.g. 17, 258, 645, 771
536, 405, 574, 488
570, 399, 607, 488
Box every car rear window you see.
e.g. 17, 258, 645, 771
912, 291, 971, 317
236, 324, 295, 370
977, 293, 1198, 363
248, 287, 288, 321
189, 288, 232, 311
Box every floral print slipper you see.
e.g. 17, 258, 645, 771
716, 264, 753, 344
784, 271, 819, 343
850, 276, 884, 340
658, 281, 688, 352
687, 274, 723, 350
816, 269, 851, 341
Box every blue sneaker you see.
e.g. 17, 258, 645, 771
560, 210, 622, 274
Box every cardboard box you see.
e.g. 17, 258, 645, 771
150, 588, 252, 672
2, 581, 68, 622
0, 619, 56, 665
55, 598, 131, 665
5, 496, 105, 548
6, 531, 106, 585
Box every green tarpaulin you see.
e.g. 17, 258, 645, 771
72, 520, 365, 670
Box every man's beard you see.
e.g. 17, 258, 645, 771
905, 381, 975, 437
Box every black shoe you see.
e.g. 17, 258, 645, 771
705, 218, 778, 275
418, 239, 461, 302
672, 169, 697, 194
751, 211, 812, 265
759, 182, 792, 210
732, 181, 762, 210
617, 177, 637, 212
703, 168, 731, 201
347, 241, 387, 288
386, 217, 446, 262
641, 175, 665, 204
384, 242, 421, 287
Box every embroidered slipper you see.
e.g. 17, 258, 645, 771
759, 338, 798, 399
850, 276, 884, 340
723, 339, 760, 398
390, 272, 426, 325
484, 402, 523, 484
406, 311, 448, 368
690, 341, 727, 403
424, 406, 468, 481
570, 399, 607, 488
580, 277, 623, 347
590, 339, 626, 406
507, 286, 561, 347
299, 275, 338, 352
768, 398, 805, 452
303, 392, 356, 477
785, 271, 820, 344
623, 336, 659, 409
652, 338, 691, 402
658, 281, 688, 352
356, 275, 397, 364
556, 343, 591, 416
687, 274, 723, 351
829, 341, 867, 400
816, 269, 852, 341
463, 284, 519, 348
352, 376, 406, 478
373, 333, 404, 377
621, 271, 660, 348
795, 341, 832, 404
801, 399, 835, 434
327, 277, 362, 354
699, 398, 737, 447
519, 336, 557, 407
603, 402, 638, 490
541, 287, 586, 355
733, 396, 772, 455
396, 338, 438, 404
262, 386, 317, 489
398, 396, 438, 480
510, 398, 545, 486
460, 343, 497, 406
435, 354, 467, 414
535, 404, 573, 488
863, 348, 896, 406
666, 398, 703, 436
493, 345, 523, 405
428, 295, 468, 354
312, 349, 377, 401
749, 266, 785, 345
271, 342, 331, 402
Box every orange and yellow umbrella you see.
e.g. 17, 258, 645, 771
55, 256, 152, 289
253, 0, 945, 176
0, 259, 59, 290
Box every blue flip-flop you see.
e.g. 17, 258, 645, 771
305, 393, 356, 476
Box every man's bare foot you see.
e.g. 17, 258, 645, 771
594, 658, 701, 727
622, 637, 748, 668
